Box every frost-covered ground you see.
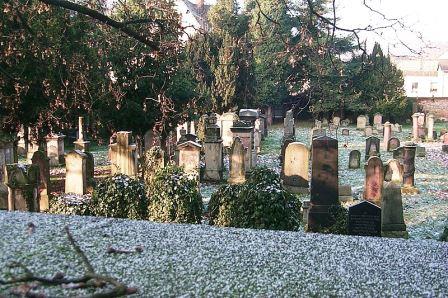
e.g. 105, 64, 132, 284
0, 211, 447, 297
200, 122, 448, 240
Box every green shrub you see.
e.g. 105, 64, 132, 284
209, 167, 301, 231
49, 194, 92, 216
147, 165, 203, 223
308, 205, 348, 235
90, 174, 148, 220
440, 226, 448, 242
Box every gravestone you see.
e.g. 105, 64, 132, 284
31, 150, 50, 211
109, 131, 138, 177
365, 136, 380, 161
384, 159, 403, 184
17, 126, 26, 156
357, 115, 367, 130
228, 137, 246, 185
382, 122, 392, 151
341, 128, 349, 136
315, 120, 322, 129
203, 114, 223, 181
340, 119, 350, 127
381, 182, 408, 238
308, 136, 339, 232
220, 112, 239, 148
46, 133, 65, 166
280, 138, 294, 168
65, 150, 87, 195
339, 185, 354, 203
402, 142, 418, 194
443, 133, 448, 153
322, 118, 329, 127
0, 134, 15, 209
411, 113, 419, 142
387, 137, 400, 151
393, 146, 405, 163
74, 116, 90, 152
302, 200, 310, 225
282, 142, 309, 194
348, 201, 381, 237
230, 121, 254, 172
84, 151, 94, 187
332, 116, 341, 126
348, 150, 361, 169
283, 109, 295, 141
364, 126, 373, 137
416, 145, 426, 157
393, 123, 402, 133
142, 146, 164, 185
177, 140, 202, 178
426, 114, 434, 141
373, 113, 383, 129
5, 164, 40, 212
363, 156, 384, 206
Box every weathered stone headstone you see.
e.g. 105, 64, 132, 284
228, 137, 246, 185
109, 131, 138, 177
322, 118, 329, 127
416, 145, 426, 157
74, 117, 90, 152
393, 146, 405, 163
363, 156, 384, 206
84, 151, 94, 187
364, 126, 373, 137
282, 142, 309, 194
280, 138, 294, 168
283, 109, 295, 141
31, 150, 50, 211
411, 113, 419, 142
5, 164, 40, 212
230, 121, 255, 172
381, 182, 408, 238
315, 119, 322, 129
17, 126, 26, 156
142, 146, 164, 185
203, 114, 223, 181
382, 121, 392, 151
402, 142, 418, 194
443, 133, 448, 153
340, 119, 350, 127
46, 133, 65, 166
357, 115, 367, 130
341, 128, 349, 136
220, 112, 239, 147
332, 116, 341, 126
65, 150, 87, 195
348, 150, 361, 169
365, 136, 380, 161
387, 137, 400, 152
177, 140, 202, 178
373, 113, 383, 128
348, 201, 381, 237
384, 159, 403, 184
339, 185, 354, 203
308, 136, 339, 232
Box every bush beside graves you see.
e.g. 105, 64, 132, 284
49, 194, 92, 216
147, 165, 203, 224
90, 174, 148, 220
209, 167, 302, 231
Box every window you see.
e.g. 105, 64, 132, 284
411, 82, 418, 93
430, 82, 438, 93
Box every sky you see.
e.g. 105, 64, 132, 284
205, 0, 448, 57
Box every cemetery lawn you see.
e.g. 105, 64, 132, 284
0, 211, 447, 297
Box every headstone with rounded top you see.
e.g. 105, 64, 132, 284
342, 128, 349, 136
384, 159, 403, 184
365, 136, 380, 161
348, 150, 361, 169
387, 137, 400, 151
282, 142, 309, 194
363, 156, 384, 206
228, 137, 246, 185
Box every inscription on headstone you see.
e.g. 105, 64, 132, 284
348, 201, 381, 237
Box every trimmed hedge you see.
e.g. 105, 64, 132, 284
209, 167, 301, 231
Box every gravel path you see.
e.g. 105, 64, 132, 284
1, 211, 447, 297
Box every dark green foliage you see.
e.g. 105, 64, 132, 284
49, 195, 92, 216
309, 205, 348, 235
91, 175, 148, 220
147, 165, 203, 224
209, 167, 301, 231
439, 226, 448, 242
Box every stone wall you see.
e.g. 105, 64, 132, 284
412, 97, 448, 120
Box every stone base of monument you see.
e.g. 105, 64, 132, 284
0, 184, 8, 209
283, 184, 309, 194
382, 230, 409, 239
228, 177, 246, 185
443, 145, 448, 153
401, 186, 420, 195
307, 204, 339, 232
